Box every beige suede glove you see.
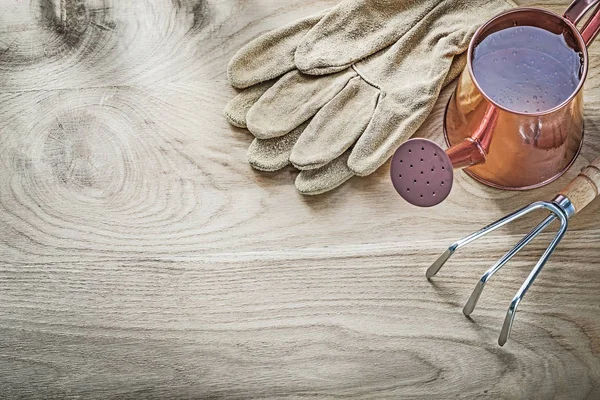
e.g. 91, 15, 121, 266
224, 5, 467, 194
226, 0, 515, 194
225, 10, 359, 194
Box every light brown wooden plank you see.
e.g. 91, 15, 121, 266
0, 0, 599, 398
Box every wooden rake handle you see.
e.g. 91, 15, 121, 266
560, 157, 600, 214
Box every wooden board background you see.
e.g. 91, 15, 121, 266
0, 0, 599, 398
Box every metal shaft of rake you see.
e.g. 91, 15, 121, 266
463, 214, 557, 317
426, 200, 570, 346
498, 221, 568, 346
426, 201, 552, 279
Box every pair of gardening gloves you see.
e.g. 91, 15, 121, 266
225, 0, 515, 195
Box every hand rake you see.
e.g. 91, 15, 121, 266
427, 156, 600, 346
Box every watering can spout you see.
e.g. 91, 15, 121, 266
445, 138, 487, 169
390, 104, 497, 207
446, 103, 498, 169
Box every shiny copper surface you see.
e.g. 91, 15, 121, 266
446, 105, 498, 169
443, 2, 595, 190
580, 2, 600, 44
564, 0, 600, 24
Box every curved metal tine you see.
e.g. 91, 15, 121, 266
463, 214, 557, 317
498, 205, 569, 347
426, 202, 550, 279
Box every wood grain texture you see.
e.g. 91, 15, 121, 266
0, 0, 599, 398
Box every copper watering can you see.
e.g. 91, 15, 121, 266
391, 0, 600, 207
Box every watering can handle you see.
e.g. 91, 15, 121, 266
559, 157, 600, 214
564, 0, 600, 45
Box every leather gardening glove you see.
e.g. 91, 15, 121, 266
224, 7, 467, 195
224, 1, 471, 195
225, 9, 362, 194
226, 0, 515, 194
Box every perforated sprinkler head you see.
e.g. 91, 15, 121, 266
390, 139, 454, 207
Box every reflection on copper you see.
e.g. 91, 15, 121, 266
580, 2, 600, 44
446, 105, 498, 169
564, 0, 600, 25
442, 2, 596, 190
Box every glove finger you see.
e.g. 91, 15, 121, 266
346, 0, 511, 176
295, 0, 442, 75
295, 151, 354, 195
444, 52, 467, 88
290, 76, 379, 170
247, 121, 309, 172
348, 88, 444, 177
224, 80, 275, 128
228, 10, 327, 89
246, 68, 357, 139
